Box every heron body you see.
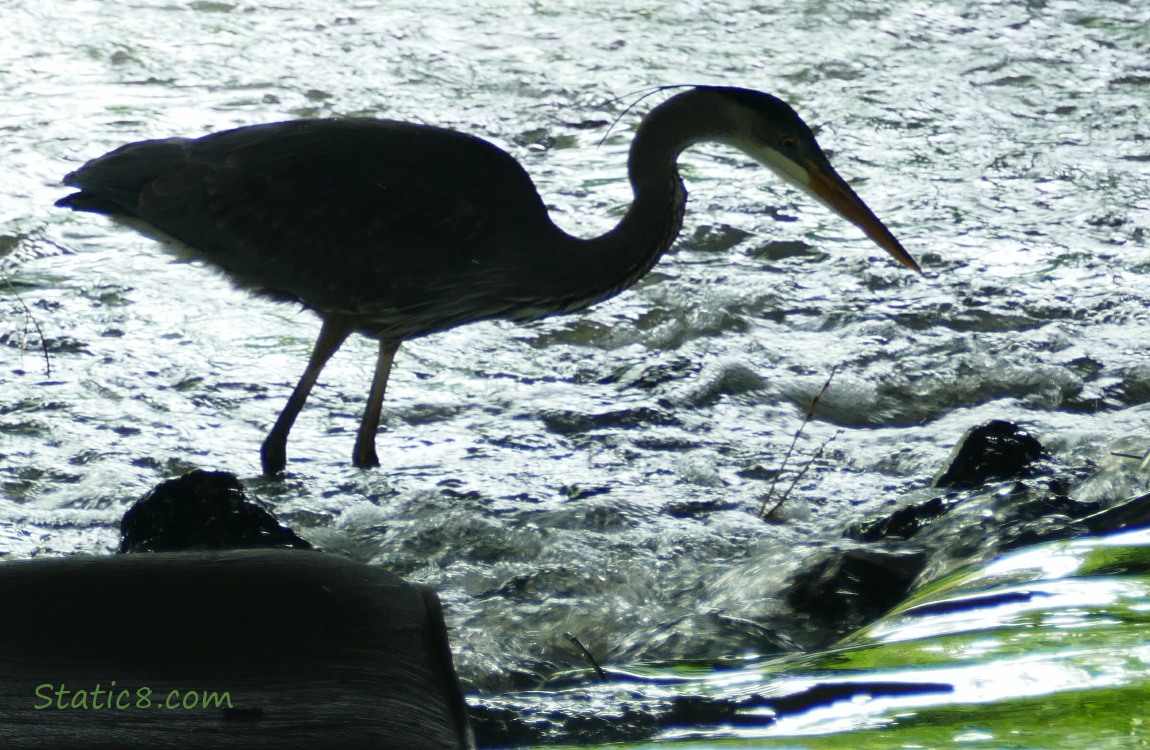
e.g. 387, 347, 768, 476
56, 86, 918, 475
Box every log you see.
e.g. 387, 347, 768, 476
0, 550, 473, 749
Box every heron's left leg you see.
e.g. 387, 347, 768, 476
353, 339, 402, 468
262, 315, 353, 475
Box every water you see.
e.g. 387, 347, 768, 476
2, 0, 1149, 705
530, 527, 1150, 748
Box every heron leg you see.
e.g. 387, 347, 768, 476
261, 315, 353, 475
353, 339, 401, 469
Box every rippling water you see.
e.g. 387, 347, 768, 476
2, 0, 1149, 697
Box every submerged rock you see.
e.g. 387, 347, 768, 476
849, 420, 1102, 547
467, 419, 1142, 745
848, 494, 964, 542
839, 419, 1113, 611
782, 545, 928, 642
1074, 490, 1150, 537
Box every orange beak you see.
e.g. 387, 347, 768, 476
806, 164, 921, 273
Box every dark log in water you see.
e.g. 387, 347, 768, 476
0, 550, 473, 749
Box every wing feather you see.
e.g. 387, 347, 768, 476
61, 119, 553, 325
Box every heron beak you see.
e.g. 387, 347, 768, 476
803, 162, 921, 273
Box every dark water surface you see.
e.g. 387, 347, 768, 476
2, 0, 1149, 706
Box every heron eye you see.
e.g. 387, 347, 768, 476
780, 135, 798, 150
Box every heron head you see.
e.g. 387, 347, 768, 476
702, 86, 920, 273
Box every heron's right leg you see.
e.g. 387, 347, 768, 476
352, 339, 401, 469
261, 315, 353, 475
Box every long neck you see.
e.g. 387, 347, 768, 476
540, 90, 730, 314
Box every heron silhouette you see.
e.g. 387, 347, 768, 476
56, 86, 919, 475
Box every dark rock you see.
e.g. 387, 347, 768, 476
736, 464, 781, 481
748, 239, 821, 261
541, 406, 682, 435
1075, 490, 1150, 537
119, 469, 312, 553
688, 223, 755, 253
598, 356, 699, 390
849, 427, 1098, 550
995, 484, 1105, 551
848, 494, 963, 541
783, 546, 927, 641
934, 420, 1047, 489
665, 498, 739, 518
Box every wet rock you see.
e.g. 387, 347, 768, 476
665, 498, 739, 518
994, 484, 1105, 551
782, 546, 927, 642
1074, 490, 1150, 537
841, 419, 1112, 601
849, 494, 964, 541
747, 239, 822, 261
849, 419, 1103, 553
598, 356, 699, 390
540, 406, 681, 434
119, 469, 312, 553
688, 223, 754, 253
934, 420, 1047, 489
849, 468, 1100, 556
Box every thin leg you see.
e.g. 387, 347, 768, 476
261, 316, 353, 475
353, 339, 401, 469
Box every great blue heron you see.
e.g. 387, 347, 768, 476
56, 86, 919, 475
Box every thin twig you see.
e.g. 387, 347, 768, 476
763, 429, 844, 520
3, 272, 52, 376
757, 366, 838, 520
564, 632, 607, 682
1108, 449, 1150, 471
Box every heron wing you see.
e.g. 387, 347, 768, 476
64, 120, 551, 323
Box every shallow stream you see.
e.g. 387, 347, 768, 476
2, 0, 1149, 726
